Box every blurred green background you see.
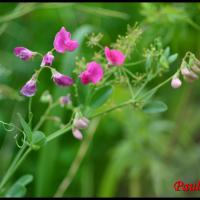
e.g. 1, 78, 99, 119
0, 2, 200, 197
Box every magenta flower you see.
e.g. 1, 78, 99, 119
79, 61, 104, 85
105, 47, 125, 66
20, 77, 37, 97
41, 52, 54, 67
53, 27, 79, 53
52, 69, 73, 87
14, 47, 36, 61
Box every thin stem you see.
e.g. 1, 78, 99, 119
123, 59, 145, 67
28, 98, 33, 127
33, 102, 59, 131
90, 99, 134, 119
46, 125, 73, 143
123, 67, 138, 79
121, 68, 135, 98
0, 145, 27, 190
54, 118, 100, 197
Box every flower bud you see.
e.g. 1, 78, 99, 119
191, 65, 200, 74
52, 69, 74, 87
171, 77, 182, 89
181, 67, 198, 80
20, 77, 37, 97
14, 47, 36, 61
59, 94, 71, 106
40, 90, 52, 103
40, 52, 54, 67
72, 128, 83, 140
74, 117, 90, 129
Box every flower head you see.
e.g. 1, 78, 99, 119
105, 47, 125, 66
53, 27, 79, 53
14, 47, 36, 61
171, 76, 182, 89
74, 117, 90, 129
41, 52, 54, 67
20, 77, 37, 97
79, 61, 104, 85
72, 128, 83, 140
52, 69, 73, 87
59, 94, 71, 106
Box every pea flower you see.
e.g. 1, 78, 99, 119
171, 76, 182, 89
14, 47, 36, 61
79, 61, 104, 85
53, 27, 79, 53
181, 67, 198, 82
41, 52, 54, 67
74, 117, 90, 130
59, 94, 71, 106
52, 69, 73, 87
104, 47, 125, 66
72, 128, 83, 140
20, 76, 37, 97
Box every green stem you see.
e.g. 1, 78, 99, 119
33, 102, 58, 131
28, 98, 33, 127
90, 100, 134, 119
124, 59, 145, 67
0, 145, 27, 190
46, 125, 73, 143
121, 68, 135, 98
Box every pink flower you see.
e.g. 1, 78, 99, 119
53, 27, 79, 53
171, 77, 182, 89
52, 69, 73, 87
104, 47, 125, 66
74, 117, 90, 129
72, 128, 83, 140
59, 94, 71, 106
14, 47, 36, 61
79, 61, 104, 85
20, 77, 37, 97
41, 52, 54, 67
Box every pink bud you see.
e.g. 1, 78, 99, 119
181, 67, 198, 80
52, 69, 74, 87
59, 94, 71, 106
20, 77, 37, 97
41, 52, 54, 67
171, 77, 182, 89
191, 65, 200, 74
14, 47, 36, 61
72, 128, 83, 140
74, 117, 90, 129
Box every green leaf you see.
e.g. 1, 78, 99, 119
5, 175, 33, 197
89, 86, 113, 109
163, 47, 170, 58
142, 100, 168, 114
17, 113, 32, 143
31, 131, 46, 150
168, 53, 178, 63
145, 54, 152, 71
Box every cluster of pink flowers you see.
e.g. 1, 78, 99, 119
14, 27, 126, 97
171, 65, 200, 89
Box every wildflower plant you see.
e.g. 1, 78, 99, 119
0, 23, 200, 197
